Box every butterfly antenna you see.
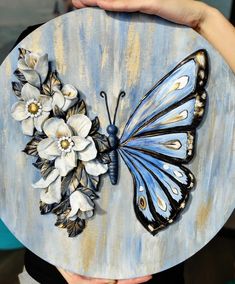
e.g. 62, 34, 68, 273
100, 91, 112, 124
113, 91, 126, 125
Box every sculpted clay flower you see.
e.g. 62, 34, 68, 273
67, 190, 95, 220
37, 114, 98, 177
17, 51, 48, 88
32, 169, 61, 204
83, 159, 108, 176
11, 83, 52, 136
52, 84, 79, 111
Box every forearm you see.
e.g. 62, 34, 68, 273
197, 4, 235, 73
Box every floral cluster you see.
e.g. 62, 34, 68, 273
11, 48, 110, 237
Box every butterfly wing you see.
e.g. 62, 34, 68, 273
120, 50, 208, 144
119, 50, 208, 234
119, 148, 194, 234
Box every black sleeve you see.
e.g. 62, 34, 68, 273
16, 24, 185, 284
24, 249, 67, 284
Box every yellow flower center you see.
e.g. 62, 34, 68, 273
60, 139, 70, 150
28, 102, 39, 114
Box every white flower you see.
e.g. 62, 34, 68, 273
52, 84, 79, 112
67, 190, 95, 220
11, 83, 52, 136
18, 51, 48, 88
32, 169, 61, 204
83, 159, 108, 176
37, 114, 98, 177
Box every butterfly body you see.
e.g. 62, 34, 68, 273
101, 50, 208, 235
107, 124, 119, 185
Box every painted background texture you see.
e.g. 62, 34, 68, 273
0, 8, 234, 279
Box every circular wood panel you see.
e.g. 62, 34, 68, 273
0, 8, 234, 279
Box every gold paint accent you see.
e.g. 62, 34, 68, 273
161, 110, 188, 125
196, 200, 213, 231
54, 18, 66, 74
60, 139, 70, 150
5, 58, 12, 76
126, 24, 140, 87
194, 95, 205, 118
139, 196, 147, 210
157, 196, 167, 211
196, 52, 206, 68
101, 46, 109, 70
28, 103, 39, 114
187, 133, 194, 154
148, 224, 154, 232
31, 30, 42, 53
81, 229, 99, 272
172, 187, 179, 195
162, 140, 182, 150
168, 76, 189, 93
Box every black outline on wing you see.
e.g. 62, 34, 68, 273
119, 49, 209, 235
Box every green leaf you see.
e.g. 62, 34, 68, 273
66, 100, 86, 120
92, 133, 110, 153
12, 82, 22, 98
89, 117, 100, 135
42, 71, 62, 96
67, 218, 85, 238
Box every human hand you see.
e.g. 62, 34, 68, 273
72, 0, 209, 30
58, 268, 152, 284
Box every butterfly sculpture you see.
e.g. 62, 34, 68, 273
100, 49, 208, 235
11, 48, 208, 237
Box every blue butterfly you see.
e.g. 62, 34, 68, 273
100, 50, 208, 235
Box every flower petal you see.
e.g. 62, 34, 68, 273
39, 95, 52, 112
20, 70, 41, 88
72, 136, 90, 151
52, 91, 65, 109
34, 111, 50, 132
55, 151, 77, 177
77, 210, 94, 220
62, 97, 78, 112
22, 117, 34, 136
43, 117, 64, 138
67, 190, 94, 219
21, 83, 40, 101
18, 59, 31, 71
67, 114, 92, 138
78, 136, 97, 162
25, 52, 39, 69
56, 122, 72, 138
84, 159, 108, 176
37, 138, 60, 160
62, 84, 78, 100
34, 53, 49, 83
32, 169, 60, 189
11, 101, 28, 121
40, 176, 62, 204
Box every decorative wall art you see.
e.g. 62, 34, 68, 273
10, 47, 208, 238
0, 8, 234, 279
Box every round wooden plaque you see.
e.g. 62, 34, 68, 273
0, 8, 234, 279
